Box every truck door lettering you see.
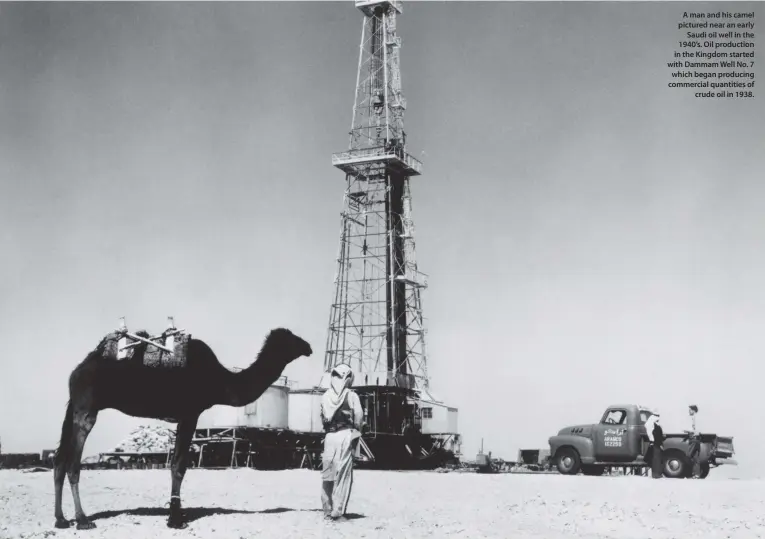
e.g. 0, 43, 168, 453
603, 428, 626, 447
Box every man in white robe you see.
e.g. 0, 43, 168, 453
320, 364, 364, 520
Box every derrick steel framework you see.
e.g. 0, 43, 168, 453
324, 0, 429, 392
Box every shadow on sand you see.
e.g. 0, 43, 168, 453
89, 506, 365, 524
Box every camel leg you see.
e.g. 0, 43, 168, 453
167, 416, 198, 529
54, 461, 70, 528
54, 403, 73, 529
68, 410, 99, 530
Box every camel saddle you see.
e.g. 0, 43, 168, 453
121, 332, 191, 369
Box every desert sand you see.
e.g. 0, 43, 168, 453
1, 468, 762, 539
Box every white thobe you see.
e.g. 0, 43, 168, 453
644, 415, 658, 442
321, 391, 363, 518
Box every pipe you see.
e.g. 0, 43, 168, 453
120, 331, 173, 353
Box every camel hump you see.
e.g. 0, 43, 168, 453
143, 332, 191, 369
119, 331, 193, 370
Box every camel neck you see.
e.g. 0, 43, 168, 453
221, 349, 285, 407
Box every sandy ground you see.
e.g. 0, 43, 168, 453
1, 468, 763, 539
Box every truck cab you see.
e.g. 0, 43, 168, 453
593, 405, 652, 462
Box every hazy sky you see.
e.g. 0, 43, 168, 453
1, 1, 763, 477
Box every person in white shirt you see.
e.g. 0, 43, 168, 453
644, 411, 664, 478
688, 404, 699, 434
687, 405, 701, 477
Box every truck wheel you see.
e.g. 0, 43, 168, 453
662, 451, 689, 479
699, 463, 710, 479
555, 448, 581, 475
581, 465, 605, 476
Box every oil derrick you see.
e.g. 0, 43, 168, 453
324, 0, 429, 394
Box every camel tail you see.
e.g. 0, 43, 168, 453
54, 400, 74, 468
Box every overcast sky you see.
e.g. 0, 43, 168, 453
1, 1, 763, 477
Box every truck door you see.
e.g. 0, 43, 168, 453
594, 408, 640, 462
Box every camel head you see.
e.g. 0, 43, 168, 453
263, 328, 313, 365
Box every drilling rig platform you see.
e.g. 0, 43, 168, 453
293, 0, 461, 469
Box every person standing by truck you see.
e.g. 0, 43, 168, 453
687, 405, 701, 477
644, 412, 665, 478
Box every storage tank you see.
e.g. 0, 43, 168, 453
198, 405, 242, 429
288, 388, 324, 433
244, 383, 289, 428
197, 379, 290, 429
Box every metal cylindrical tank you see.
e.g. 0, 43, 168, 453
197, 382, 290, 429
288, 389, 324, 433
197, 405, 243, 429
243, 384, 289, 429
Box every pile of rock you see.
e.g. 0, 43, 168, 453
113, 425, 179, 453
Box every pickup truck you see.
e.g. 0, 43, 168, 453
548, 404, 735, 479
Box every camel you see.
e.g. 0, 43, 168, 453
53, 326, 313, 530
